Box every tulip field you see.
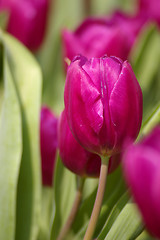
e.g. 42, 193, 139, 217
0, 0, 160, 240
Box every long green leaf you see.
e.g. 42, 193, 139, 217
1, 32, 42, 240
131, 25, 160, 123
50, 155, 76, 240
0, 46, 22, 240
38, 187, 54, 240
104, 203, 143, 240
141, 103, 160, 136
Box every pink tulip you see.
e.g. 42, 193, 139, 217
110, 11, 147, 46
0, 0, 49, 51
138, 0, 160, 27
64, 55, 143, 157
123, 126, 160, 238
58, 110, 120, 177
40, 106, 58, 186
62, 13, 146, 65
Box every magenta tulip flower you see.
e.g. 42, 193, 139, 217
110, 11, 147, 45
40, 106, 58, 186
123, 126, 160, 238
58, 110, 121, 177
0, 0, 49, 51
64, 55, 143, 157
138, 0, 160, 27
62, 14, 146, 65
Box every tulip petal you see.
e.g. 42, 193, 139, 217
65, 57, 104, 153
109, 61, 142, 148
58, 110, 101, 177
62, 29, 85, 62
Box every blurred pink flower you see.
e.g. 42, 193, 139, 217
40, 106, 58, 186
62, 12, 146, 66
138, 0, 160, 27
0, 0, 49, 51
123, 126, 160, 238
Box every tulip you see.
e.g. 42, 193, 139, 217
0, 0, 49, 51
122, 126, 160, 239
58, 110, 120, 177
110, 11, 147, 45
58, 110, 101, 177
64, 55, 143, 157
138, 0, 160, 27
40, 106, 58, 186
62, 14, 146, 65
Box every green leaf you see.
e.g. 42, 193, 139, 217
0, 32, 42, 240
37, 0, 84, 114
0, 10, 9, 29
38, 187, 54, 240
130, 25, 160, 122
104, 202, 143, 240
50, 155, 77, 240
98, 192, 129, 240
141, 103, 160, 136
83, 178, 98, 200
131, 25, 160, 90
0, 44, 22, 240
136, 230, 154, 240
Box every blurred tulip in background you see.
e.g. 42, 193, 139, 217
40, 106, 58, 186
62, 12, 146, 66
0, 0, 49, 51
123, 126, 160, 239
138, 0, 160, 27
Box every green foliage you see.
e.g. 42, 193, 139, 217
50, 155, 76, 240
0, 32, 42, 240
0, 41, 22, 240
104, 202, 143, 240
0, 11, 9, 29
131, 25, 160, 123
98, 192, 130, 239
142, 104, 160, 136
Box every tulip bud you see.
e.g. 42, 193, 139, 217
0, 0, 49, 51
62, 14, 145, 65
58, 110, 120, 177
64, 55, 142, 157
122, 126, 160, 239
40, 106, 58, 186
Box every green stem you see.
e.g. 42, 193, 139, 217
83, 158, 109, 240
84, 0, 92, 16
57, 177, 85, 240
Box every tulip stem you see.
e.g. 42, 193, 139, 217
83, 157, 109, 240
84, 0, 92, 16
57, 177, 85, 240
